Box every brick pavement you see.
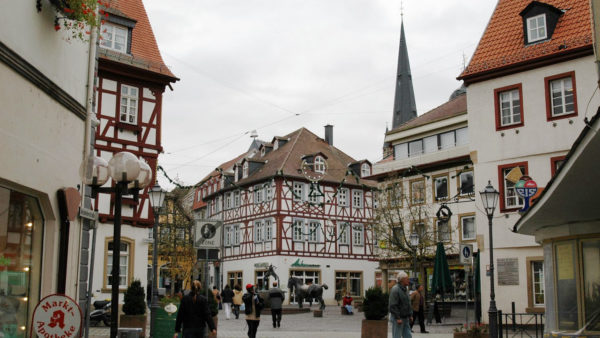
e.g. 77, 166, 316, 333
89, 305, 459, 338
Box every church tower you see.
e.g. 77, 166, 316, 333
391, 19, 417, 129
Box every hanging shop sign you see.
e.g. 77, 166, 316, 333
515, 176, 538, 212
31, 294, 82, 338
194, 220, 222, 249
291, 258, 320, 268
436, 205, 452, 222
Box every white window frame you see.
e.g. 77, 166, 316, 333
531, 261, 545, 307
265, 182, 274, 201
101, 23, 128, 53
293, 182, 304, 202
264, 219, 273, 241
499, 89, 521, 127
242, 162, 249, 178
352, 223, 364, 246
314, 156, 326, 174
503, 166, 525, 208
361, 163, 370, 178
527, 14, 547, 43
225, 192, 232, 209
107, 241, 129, 288
119, 84, 138, 125
308, 184, 321, 204
461, 216, 476, 241
233, 224, 240, 245
254, 185, 263, 204
254, 220, 263, 243
224, 225, 232, 246
338, 188, 349, 207
338, 222, 350, 245
459, 171, 474, 196
352, 190, 363, 208
434, 176, 448, 201
550, 76, 575, 117
234, 190, 241, 208
292, 219, 304, 242
307, 220, 320, 243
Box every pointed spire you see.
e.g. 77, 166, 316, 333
391, 18, 417, 129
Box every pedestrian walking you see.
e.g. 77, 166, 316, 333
410, 284, 428, 333
221, 284, 235, 320
268, 281, 284, 328
242, 284, 264, 338
389, 271, 413, 338
212, 286, 221, 310
233, 284, 243, 319
174, 280, 217, 338
342, 292, 354, 314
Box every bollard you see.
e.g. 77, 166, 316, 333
511, 302, 516, 332
498, 310, 503, 338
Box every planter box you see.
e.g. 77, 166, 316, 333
120, 314, 147, 338
361, 319, 387, 338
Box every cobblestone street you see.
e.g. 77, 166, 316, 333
89, 305, 460, 337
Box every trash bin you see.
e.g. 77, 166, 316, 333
118, 328, 143, 338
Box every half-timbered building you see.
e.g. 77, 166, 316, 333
193, 127, 379, 304
91, 0, 178, 302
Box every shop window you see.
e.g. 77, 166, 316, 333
545, 72, 577, 121
375, 271, 398, 289
433, 175, 448, 201
410, 179, 425, 205
0, 187, 43, 337
494, 84, 524, 130
105, 237, 133, 290
335, 271, 362, 298
555, 241, 579, 330
227, 271, 243, 289
290, 270, 320, 304
582, 239, 600, 331
255, 270, 270, 291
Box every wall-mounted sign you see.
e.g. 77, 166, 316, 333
436, 205, 452, 222
290, 258, 320, 268
31, 294, 82, 338
515, 176, 538, 212
497, 258, 519, 286
254, 262, 270, 268
459, 244, 473, 265
194, 220, 222, 249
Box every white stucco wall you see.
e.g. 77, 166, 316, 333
467, 55, 600, 319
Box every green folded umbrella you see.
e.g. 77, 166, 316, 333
431, 242, 452, 296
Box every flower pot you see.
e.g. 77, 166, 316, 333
361, 319, 387, 338
120, 314, 147, 337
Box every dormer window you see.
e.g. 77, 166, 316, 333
242, 162, 249, 178
101, 23, 128, 53
234, 166, 239, 182
261, 147, 265, 157
314, 156, 325, 174
527, 14, 547, 43
361, 163, 371, 178
273, 140, 279, 150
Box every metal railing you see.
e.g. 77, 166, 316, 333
498, 310, 545, 338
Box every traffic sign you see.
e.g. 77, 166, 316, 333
460, 244, 473, 264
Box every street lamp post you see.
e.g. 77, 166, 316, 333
148, 184, 166, 338
410, 232, 419, 286
479, 181, 500, 338
81, 152, 152, 338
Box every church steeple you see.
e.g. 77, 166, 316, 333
391, 19, 417, 129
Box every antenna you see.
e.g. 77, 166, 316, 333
250, 130, 258, 139
400, 0, 404, 19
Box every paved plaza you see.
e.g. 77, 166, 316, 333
89, 305, 462, 338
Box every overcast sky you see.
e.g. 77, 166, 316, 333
143, 0, 497, 190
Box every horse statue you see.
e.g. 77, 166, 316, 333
263, 264, 279, 286
287, 277, 328, 310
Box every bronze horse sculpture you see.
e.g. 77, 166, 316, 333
287, 277, 328, 310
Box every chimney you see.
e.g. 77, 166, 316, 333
324, 124, 333, 145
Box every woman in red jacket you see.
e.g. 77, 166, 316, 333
342, 292, 354, 315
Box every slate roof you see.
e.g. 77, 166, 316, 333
458, 0, 592, 83
99, 0, 177, 81
386, 92, 467, 134
207, 128, 376, 190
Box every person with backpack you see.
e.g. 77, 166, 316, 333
174, 280, 216, 338
242, 284, 264, 338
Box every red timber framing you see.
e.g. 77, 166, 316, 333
208, 176, 377, 262
94, 70, 167, 227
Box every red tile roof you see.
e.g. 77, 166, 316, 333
387, 93, 467, 134
458, 0, 592, 83
100, 0, 177, 81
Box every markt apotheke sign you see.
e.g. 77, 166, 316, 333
31, 294, 82, 338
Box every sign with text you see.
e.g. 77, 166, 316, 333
31, 294, 82, 338
497, 258, 519, 286
194, 220, 222, 249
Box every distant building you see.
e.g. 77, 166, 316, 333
457, 0, 599, 322
91, 0, 178, 303
192, 127, 378, 303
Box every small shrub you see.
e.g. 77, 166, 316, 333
362, 287, 388, 320
122, 280, 146, 315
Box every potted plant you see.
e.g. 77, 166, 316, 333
120, 279, 147, 337
35, 0, 110, 41
360, 287, 389, 338
454, 323, 490, 338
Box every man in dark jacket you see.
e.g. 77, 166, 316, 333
242, 284, 264, 338
268, 281, 284, 328
174, 280, 216, 338
389, 271, 413, 338
410, 284, 428, 333
220, 284, 235, 320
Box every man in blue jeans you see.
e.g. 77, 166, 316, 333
389, 271, 413, 338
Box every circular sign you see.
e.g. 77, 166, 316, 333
436, 205, 452, 222
516, 179, 538, 198
462, 246, 472, 259
201, 223, 216, 239
301, 158, 327, 182
31, 294, 82, 338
